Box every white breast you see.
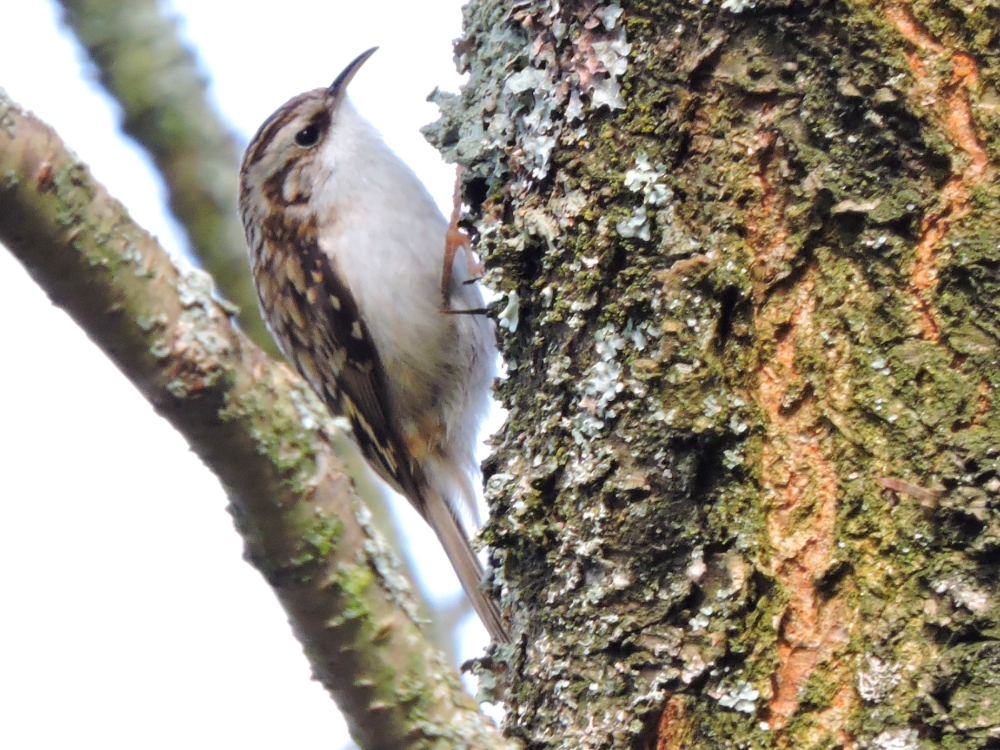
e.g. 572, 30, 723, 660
312, 100, 495, 448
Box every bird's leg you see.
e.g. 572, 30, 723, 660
440, 167, 486, 315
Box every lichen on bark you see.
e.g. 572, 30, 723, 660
427, 0, 1000, 747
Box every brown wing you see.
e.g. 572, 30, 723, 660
254, 218, 424, 506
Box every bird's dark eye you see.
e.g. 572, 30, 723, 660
294, 125, 320, 147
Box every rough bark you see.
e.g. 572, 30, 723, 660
426, 0, 1000, 747
0, 90, 511, 750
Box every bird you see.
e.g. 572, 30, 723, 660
237, 48, 508, 643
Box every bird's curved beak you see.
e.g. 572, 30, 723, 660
328, 47, 378, 99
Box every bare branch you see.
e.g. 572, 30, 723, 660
55, 0, 278, 357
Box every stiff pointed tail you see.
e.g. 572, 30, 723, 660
423, 488, 509, 643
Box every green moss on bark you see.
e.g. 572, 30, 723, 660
429, 0, 1000, 747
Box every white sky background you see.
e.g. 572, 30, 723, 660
0, 1, 487, 747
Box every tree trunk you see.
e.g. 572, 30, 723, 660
426, 0, 1000, 747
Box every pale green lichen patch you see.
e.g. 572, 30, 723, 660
159, 267, 234, 397
323, 563, 377, 626
220, 371, 320, 496
351, 495, 424, 624
856, 653, 902, 705
289, 513, 345, 571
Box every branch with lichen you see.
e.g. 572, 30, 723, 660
0, 89, 512, 750
55, 0, 277, 357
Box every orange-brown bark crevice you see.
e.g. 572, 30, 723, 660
884, 1, 995, 343
743, 129, 793, 294
652, 695, 692, 750
756, 277, 853, 745
746, 132, 855, 744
